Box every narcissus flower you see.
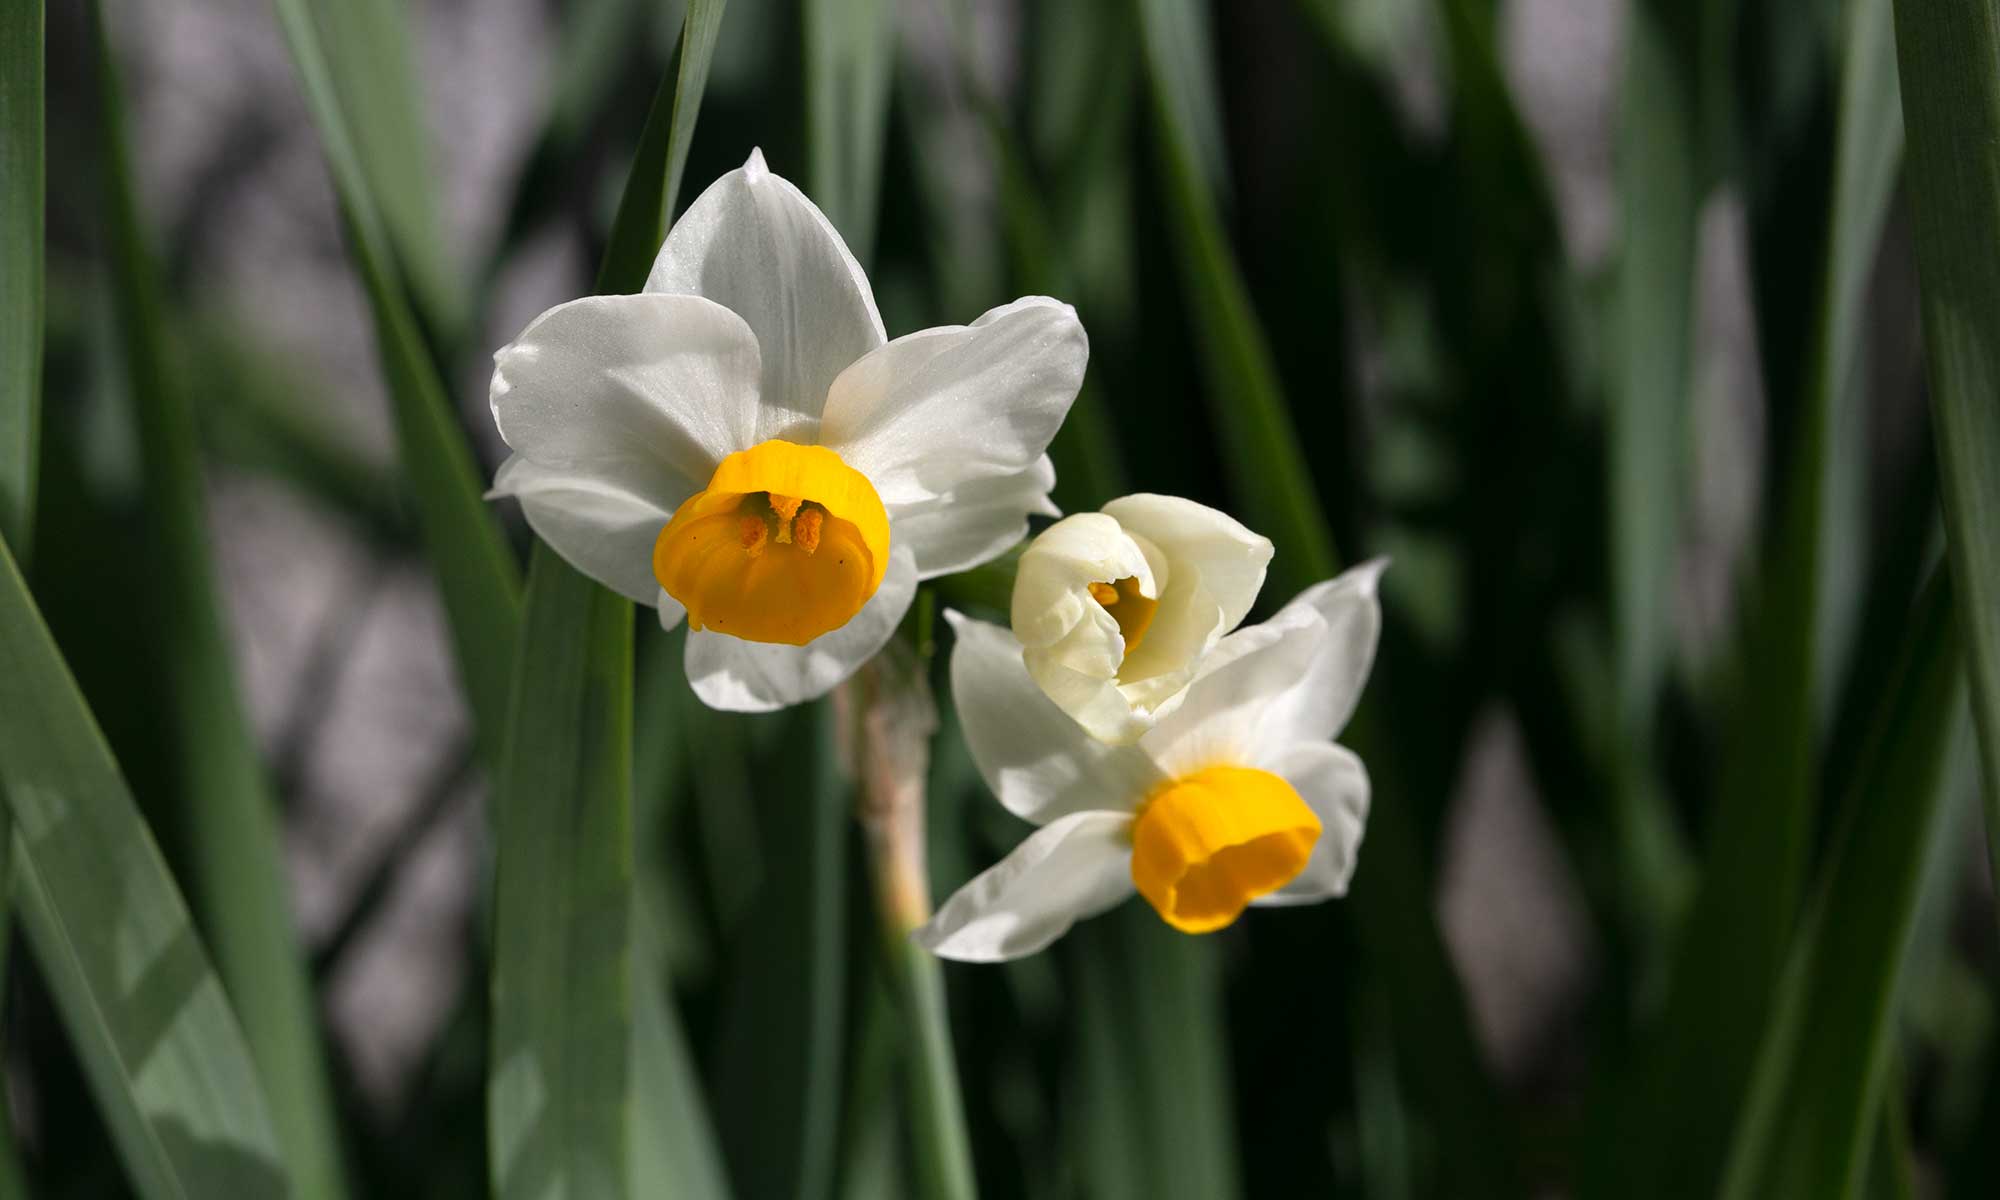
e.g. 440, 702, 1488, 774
1012, 495, 1272, 744
918, 560, 1386, 961
488, 150, 1087, 710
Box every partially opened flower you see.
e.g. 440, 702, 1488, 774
918, 560, 1387, 961
488, 150, 1087, 710
1012, 495, 1272, 744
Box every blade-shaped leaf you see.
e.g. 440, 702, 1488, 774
1607, 0, 1698, 738
305, 0, 460, 338
1133, 0, 1335, 587
0, 536, 290, 1200
599, 0, 730, 297
92, 11, 348, 1196
0, 0, 40, 560
1069, 907, 1241, 1200
805, 0, 894, 263
1589, 1, 1903, 1191
1893, 0, 2000, 895
491, 7, 730, 1196
488, 546, 636, 1200
265, 0, 523, 760
1718, 573, 1964, 1200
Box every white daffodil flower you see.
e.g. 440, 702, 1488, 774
488, 149, 1087, 711
1012, 495, 1273, 744
919, 559, 1387, 961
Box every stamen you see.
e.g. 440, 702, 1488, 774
1088, 581, 1120, 607
793, 507, 824, 554
738, 515, 769, 557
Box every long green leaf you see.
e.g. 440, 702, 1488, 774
1139, 3, 1523, 1193
805, 0, 894, 263
0, 536, 290, 1200
709, 706, 848, 1200
1595, 2, 1904, 1191
1893, 0, 2000, 896
599, 0, 730, 298
1718, 573, 1964, 1200
1070, 908, 1241, 1200
0, 0, 39, 561
1133, 0, 1335, 587
0, 12, 41, 1159
488, 546, 635, 1200
491, 7, 731, 1196
92, 12, 348, 1197
265, 0, 523, 761
305, 0, 460, 337
1607, 0, 1698, 739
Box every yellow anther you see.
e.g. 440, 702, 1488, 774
738, 515, 770, 557
793, 507, 824, 554
1088, 581, 1120, 607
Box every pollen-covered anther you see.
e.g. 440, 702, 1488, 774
1088, 581, 1119, 606
739, 515, 770, 556
770, 492, 804, 543
793, 507, 824, 554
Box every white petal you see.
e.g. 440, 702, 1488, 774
1139, 604, 1326, 778
914, 810, 1136, 962
646, 149, 885, 441
1010, 513, 1155, 650
490, 292, 763, 507
489, 456, 669, 605
656, 589, 687, 631
946, 613, 1164, 825
1253, 742, 1370, 905
890, 456, 1059, 580
1261, 558, 1388, 744
819, 297, 1088, 506
683, 546, 917, 711
1099, 493, 1272, 637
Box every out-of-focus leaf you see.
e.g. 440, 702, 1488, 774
1133, 0, 1335, 589
0, 0, 40, 560
710, 706, 848, 1200
1718, 574, 1963, 1200
805, 0, 893, 262
266, 0, 523, 762
0, 536, 290, 1200
629, 901, 732, 1200
488, 546, 636, 1200
1814, 0, 1903, 721
1607, 0, 1698, 739
1893, 0, 2000, 892
306, 0, 460, 337
184, 313, 412, 550
486, 0, 659, 270
0, 11, 41, 1154
1591, 1, 1900, 1192
1865, 1057, 1918, 1200
92, 12, 348, 1197
600, 0, 729, 297
1070, 907, 1240, 1200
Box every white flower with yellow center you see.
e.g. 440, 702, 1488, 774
918, 560, 1386, 961
1012, 495, 1273, 744
487, 150, 1087, 710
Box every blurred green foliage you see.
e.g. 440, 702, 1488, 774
2, 0, 1997, 1198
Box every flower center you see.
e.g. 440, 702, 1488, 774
1087, 575, 1158, 656
653, 440, 890, 646
1129, 765, 1320, 933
